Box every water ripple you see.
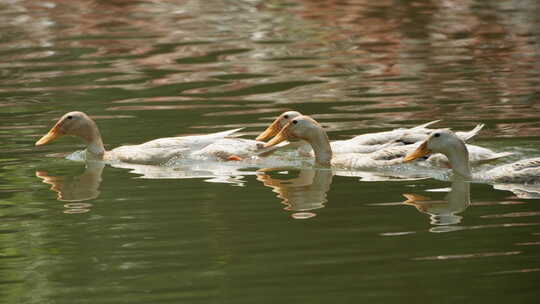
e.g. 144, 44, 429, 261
414, 251, 521, 261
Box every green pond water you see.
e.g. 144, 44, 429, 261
1, 0, 540, 303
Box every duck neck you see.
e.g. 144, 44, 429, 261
82, 122, 106, 159
309, 129, 333, 167
447, 141, 472, 179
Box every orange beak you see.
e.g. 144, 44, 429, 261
404, 141, 431, 162
35, 125, 64, 146
263, 123, 293, 148
256, 117, 283, 142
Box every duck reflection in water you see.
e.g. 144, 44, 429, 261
257, 168, 333, 219
402, 178, 470, 233
36, 160, 255, 203
36, 161, 105, 213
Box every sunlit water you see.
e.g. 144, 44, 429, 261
1, 0, 540, 303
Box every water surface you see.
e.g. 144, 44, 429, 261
1, 0, 539, 303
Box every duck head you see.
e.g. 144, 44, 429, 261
256, 111, 302, 141
35, 111, 105, 156
264, 115, 332, 166
405, 129, 471, 179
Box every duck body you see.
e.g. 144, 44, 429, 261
299, 123, 485, 156
189, 138, 265, 160
35, 111, 259, 165
263, 115, 412, 169
485, 158, 540, 184
106, 145, 191, 165
109, 128, 245, 164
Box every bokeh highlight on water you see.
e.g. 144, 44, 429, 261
1, 0, 540, 303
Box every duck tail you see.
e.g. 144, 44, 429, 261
457, 124, 484, 142
212, 128, 245, 138
411, 120, 441, 130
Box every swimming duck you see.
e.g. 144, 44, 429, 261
264, 115, 512, 170
262, 115, 414, 169
404, 129, 540, 184
35, 111, 264, 165
257, 111, 493, 156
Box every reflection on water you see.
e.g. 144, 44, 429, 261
35, 160, 335, 219
257, 168, 333, 219
110, 159, 259, 185
402, 179, 471, 233
36, 161, 104, 203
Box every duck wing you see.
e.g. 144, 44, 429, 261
110, 146, 191, 165
139, 128, 244, 150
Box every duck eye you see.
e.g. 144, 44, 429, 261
292, 120, 298, 124
283, 115, 289, 119
434, 133, 440, 138
67, 116, 73, 120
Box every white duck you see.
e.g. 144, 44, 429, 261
263, 115, 512, 170
404, 129, 540, 184
35, 111, 271, 165
257, 111, 501, 157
